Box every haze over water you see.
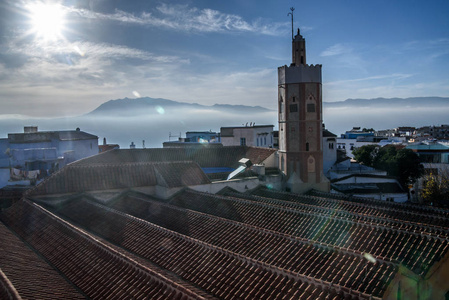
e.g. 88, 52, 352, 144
1, 104, 448, 149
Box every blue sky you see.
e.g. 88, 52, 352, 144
1, 0, 448, 118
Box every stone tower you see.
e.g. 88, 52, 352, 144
278, 29, 329, 193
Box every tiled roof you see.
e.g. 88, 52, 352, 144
105, 192, 396, 298
323, 129, 337, 138
176, 189, 449, 276
153, 161, 211, 188
0, 199, 208, 300
48, 196, 336, 298
26, 161, 210, 196
0, 222, 84, 299
72, 146, 276, 168
2, 152, 449, 298
331, 182, 405, 194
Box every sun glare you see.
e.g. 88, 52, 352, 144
27, 2, 66, 41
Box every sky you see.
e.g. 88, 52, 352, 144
1, 0, 449, 118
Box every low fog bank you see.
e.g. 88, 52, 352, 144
323, 106, 449, 136
0, 109, 277, 149
1, 106, 448, 149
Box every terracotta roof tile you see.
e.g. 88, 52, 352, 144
0, 222, 84, 299
0, 199, 210, 299
103, 192, 396, 297
171, 189, 449, 277
26, 161, 210, 196
31, 194, 364, 299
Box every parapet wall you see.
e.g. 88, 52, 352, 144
278, 64, 322, 84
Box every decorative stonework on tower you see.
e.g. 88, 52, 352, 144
278, 29, 330, 193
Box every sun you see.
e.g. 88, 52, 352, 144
27, 2, 66, 41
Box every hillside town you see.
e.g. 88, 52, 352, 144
1, 22, 449, 300
2, 123, 448, 205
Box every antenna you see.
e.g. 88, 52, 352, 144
287, 7, 295, 41
169, 132, 181, 141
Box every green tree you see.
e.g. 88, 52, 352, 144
362, 128, 374, 132
352, 144, 423, 188
421, 170, 449, 207
352, 144, 378, 166
395, 148, 423, 188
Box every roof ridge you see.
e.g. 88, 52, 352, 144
70, 160, 197, 168
0, 268, 22, 300
18, 199, 204, 299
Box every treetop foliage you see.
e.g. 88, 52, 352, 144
352, 144, 423, 187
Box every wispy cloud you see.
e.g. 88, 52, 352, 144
326, 73, 413, 86
71, 4, 286, 35
320, 43, 351, 57
8, 39, 183, 63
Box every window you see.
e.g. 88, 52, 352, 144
240, 138, 246, 146
279, 96, 284, 113
292, 96, 296, 102
306, 142, 309, 151
307, 103, 315, 112
289, 104, 298, 112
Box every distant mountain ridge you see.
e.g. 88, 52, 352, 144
87, 96, 449, 117
86, 97, 273, 117
324, 97, 449, 108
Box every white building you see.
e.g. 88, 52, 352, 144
327, 159, 407, 202
323, 128, 337, 174
220, 125, 274, 148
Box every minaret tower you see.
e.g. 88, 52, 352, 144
278, 27, 329, 193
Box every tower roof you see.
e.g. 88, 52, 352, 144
293, 28, 304, 41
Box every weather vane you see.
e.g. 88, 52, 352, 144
287, 7, 295, 41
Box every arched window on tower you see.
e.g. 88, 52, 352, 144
306, 142, 309, 151
306, 94, 316, 113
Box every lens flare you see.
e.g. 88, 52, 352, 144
27, 2, 66, 41
155, 106, 165, 114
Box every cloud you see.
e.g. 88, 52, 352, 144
320, 44, 351, 57
0, 31, 277, 117
71, 4, 286, 35
326, 73, 413, 86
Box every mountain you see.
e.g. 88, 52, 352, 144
324, 97, 449, 108
86, 97, 273, 117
